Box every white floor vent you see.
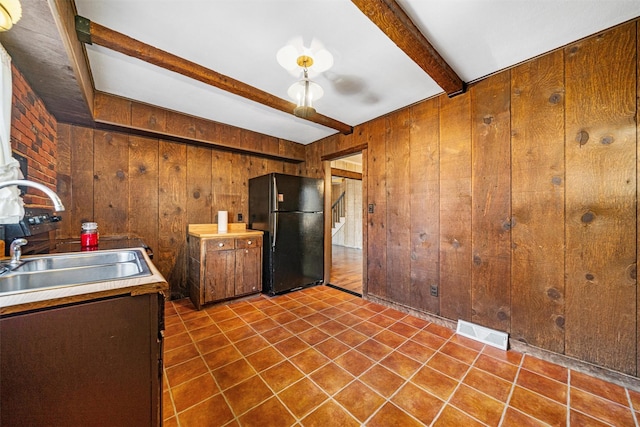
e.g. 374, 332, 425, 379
456, 320, 509, 350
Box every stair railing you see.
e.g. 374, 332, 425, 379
332, 191, 346, 225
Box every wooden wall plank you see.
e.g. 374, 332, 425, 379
186, 145, 212, 224
471, 72, 512, 332
194, 116, 217, 143
167, 113, 196, 140
409, 98, 440, 313
158, 140, 187, 298
211, 151, 243, 221
70, 126, 94, 226
93, 131, 129, 236
236, 154, 251, 221
637, 19, 640, 379
128, 136, 159, 256
385, 110, 411, 305
366, 118, 387, 298
55, 123, 73, 238
510, 50, 566, 352
228, 152, 247, 222
93, 92, 131, 125
56, 124, 71, 178
439, 92, 472, 321
280, 139, 306, 162
283, 160, 300, 176
565, 23, 637, 374
131, 103, 167, 133
303, 142, 324, 179
228, 127, 242, 151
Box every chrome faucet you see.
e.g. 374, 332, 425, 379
9, 238, 27, 266
0, 179, 65, 211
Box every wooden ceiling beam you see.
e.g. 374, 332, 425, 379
75, 16, 353, 135
331, 168, 362, 181
352, 0, 465, 97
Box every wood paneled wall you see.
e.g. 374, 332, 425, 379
56, 124, 301, 298
307, 21, 639, 376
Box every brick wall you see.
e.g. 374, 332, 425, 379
10, 63, 57, 207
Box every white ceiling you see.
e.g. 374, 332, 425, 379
74, 0, 640, 145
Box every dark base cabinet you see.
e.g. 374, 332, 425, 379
0, 293, 163, 427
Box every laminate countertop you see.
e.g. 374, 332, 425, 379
188, 223, 264, 239
0, 246, 168, 315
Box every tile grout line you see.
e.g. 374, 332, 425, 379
168, 301, 219, 426
165, 302, 183, 427
172, 303, 231, 424
496, 353, 524, 427
625, 387, 640, 427
567, 368, 571, 427
425, 335, 490, 427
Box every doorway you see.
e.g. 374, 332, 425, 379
326, 154, 364, 296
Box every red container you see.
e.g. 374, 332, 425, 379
81, 222, 99, 250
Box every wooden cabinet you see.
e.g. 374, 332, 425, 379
189, 232, 263, 309
0, 293, 164, 427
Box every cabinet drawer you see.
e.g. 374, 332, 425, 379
236, 236, 262, 249
205, 238, 235, 251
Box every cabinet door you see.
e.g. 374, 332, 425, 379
0, 294, 160, 427
235, 237, 262, 296
235, 246, 262, 295
204, 248, 235, 302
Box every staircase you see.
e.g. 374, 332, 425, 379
331, 191, 346, 237
332, 216, 346, 236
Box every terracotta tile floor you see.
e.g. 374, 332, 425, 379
162, 286, 640, 426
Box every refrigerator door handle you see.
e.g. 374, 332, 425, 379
272, 175, 278, 211
272, 214, 277, 249
272, 175, 278, 249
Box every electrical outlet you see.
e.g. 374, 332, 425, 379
368, 204, 375, 213
430, 284, 438, 297
238, 213, 243, 222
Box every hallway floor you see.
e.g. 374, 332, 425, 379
330, 245, 363, 295
162, 286, 640, 426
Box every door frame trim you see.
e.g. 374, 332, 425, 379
322, 149, 367, 295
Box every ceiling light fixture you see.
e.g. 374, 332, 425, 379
0, 0, 21, 32
277, 40, 333, 119
287, 55, 324, 118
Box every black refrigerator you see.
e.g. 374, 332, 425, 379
249, 173, 324, 295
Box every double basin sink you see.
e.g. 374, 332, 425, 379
0, 249, 152, 295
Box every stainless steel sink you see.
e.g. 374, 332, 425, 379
13, 250, 139, 272
0, 249, 152, 294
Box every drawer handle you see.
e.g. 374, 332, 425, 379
247, 240, 252, 245
218, 242, 224, 247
